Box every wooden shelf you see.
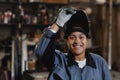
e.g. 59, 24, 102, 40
0, 24, 49, 30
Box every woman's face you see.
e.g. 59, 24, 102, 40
67, 32, 88, 56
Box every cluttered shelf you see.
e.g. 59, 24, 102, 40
0, 1, 67, 29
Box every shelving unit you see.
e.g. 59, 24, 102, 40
0, 1, 67, 80
0, 1, 67, 43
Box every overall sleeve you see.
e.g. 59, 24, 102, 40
102, 59, 112, 80
35, 27, 59, 70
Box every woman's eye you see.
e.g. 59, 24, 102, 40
79, 36, 84, 39
69, 36, 75, 40
79, 36, 83, 39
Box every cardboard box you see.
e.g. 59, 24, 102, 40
69, 0, 90, 3
29, 0, 43, 2
43, 0, 68, 4
115, 0, 120, 3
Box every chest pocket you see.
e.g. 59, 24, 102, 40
79, 66, 101, 80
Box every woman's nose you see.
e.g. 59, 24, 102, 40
74, 38, 81, 43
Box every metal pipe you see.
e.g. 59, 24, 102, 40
108, 0, 113, 70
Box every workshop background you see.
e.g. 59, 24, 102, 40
0, 0, 120, 80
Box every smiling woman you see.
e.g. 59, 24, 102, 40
35, 6, 112, 80
67, 32, 87, 60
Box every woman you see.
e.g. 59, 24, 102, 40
35, 6, 112, 80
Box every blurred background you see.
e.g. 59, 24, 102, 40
0, 0, 120, 80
